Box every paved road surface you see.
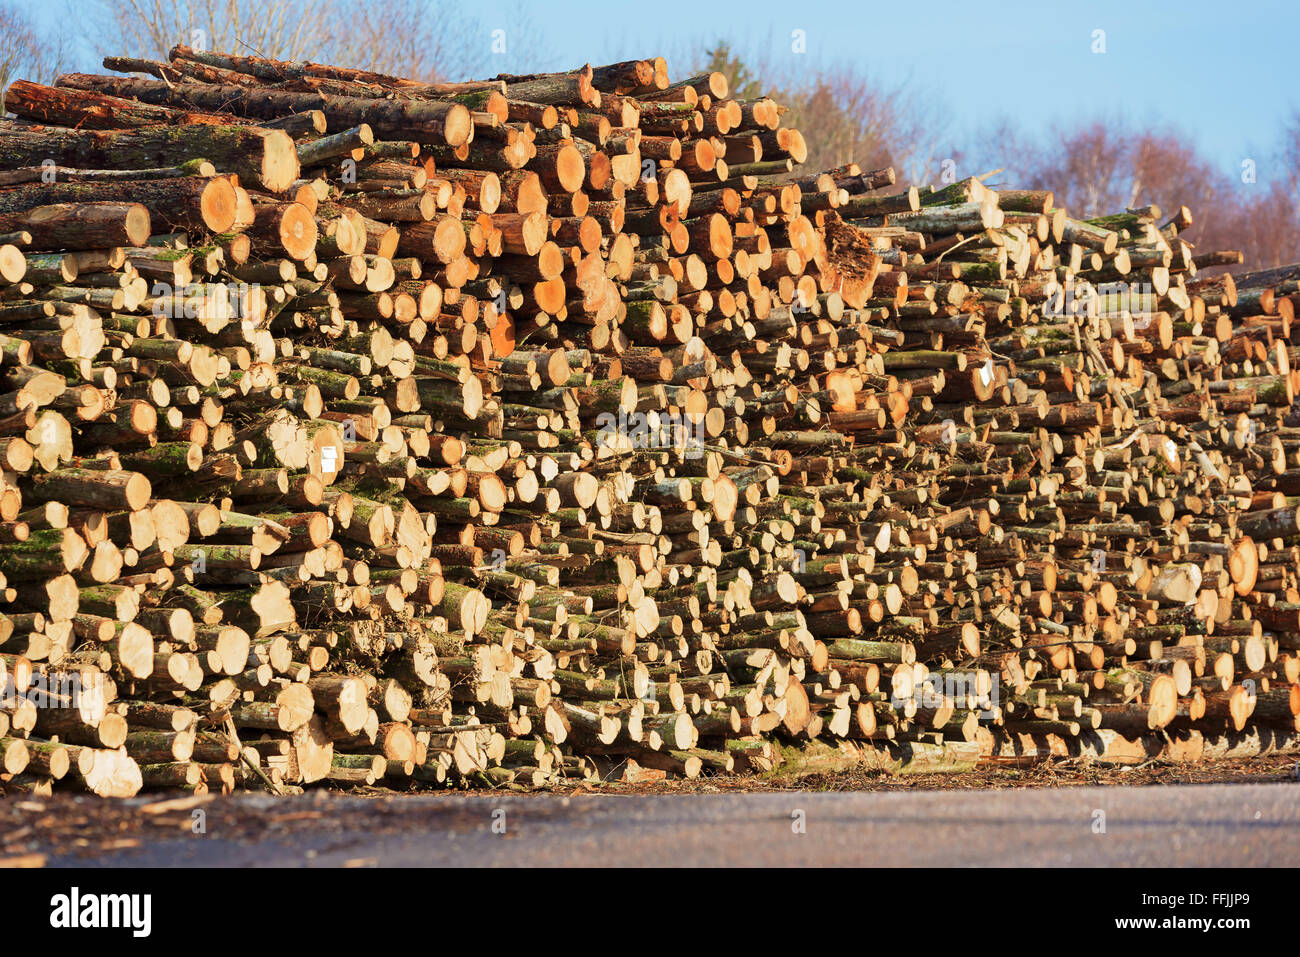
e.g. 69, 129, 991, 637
42, 781, 1299, 866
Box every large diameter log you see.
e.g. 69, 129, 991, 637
887, 201, 1000, 233
531, 143, 586, 193
66, 748, 142, 797
0, 528, 87, 578
0, 202, 151, 250
214, 581, 295, 638
249, 202, 318, 260
1146, 674, 1180, 729
229, 683, 314, 732
551, 472, 599, 509
29, 469, 151, 511
1204, 685, 1258, 732
0, 122, 300, 193
0, 244, 24, 284
0, 176, 236, 233
3, 79, 223, 129
1062, 217, 1119, 254
105, 621, 154, 679
503, 70, 597, 107
397, 217, 469, 264
1147, 563, 1203, 605
439, 582, 489, 636
292, 716, 334, 784
308, 675, 370, 735
1228, 537, 1259, 596
56, 74, 472, 147
193, 625, 251, 676
1236, 507, 1300, 541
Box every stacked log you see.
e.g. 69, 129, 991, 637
0, 47, 1296, 796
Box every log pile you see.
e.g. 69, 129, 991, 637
0, 47, 1297, 796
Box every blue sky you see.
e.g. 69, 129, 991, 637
13, 0, 1297, 185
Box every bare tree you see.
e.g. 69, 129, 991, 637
295, 0, 486, 81
790, 74, 908, 175
83, 0, 491, 81
1277, 107, 1300, 203
90, 0, 337, 63
691, 40, 950, 185
1031, 121, 1132, 218
0, 1, 62, 109
333, 0, 445, 79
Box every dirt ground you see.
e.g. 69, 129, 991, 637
2, 755, 1296, 866
557, 753, 1300, 793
